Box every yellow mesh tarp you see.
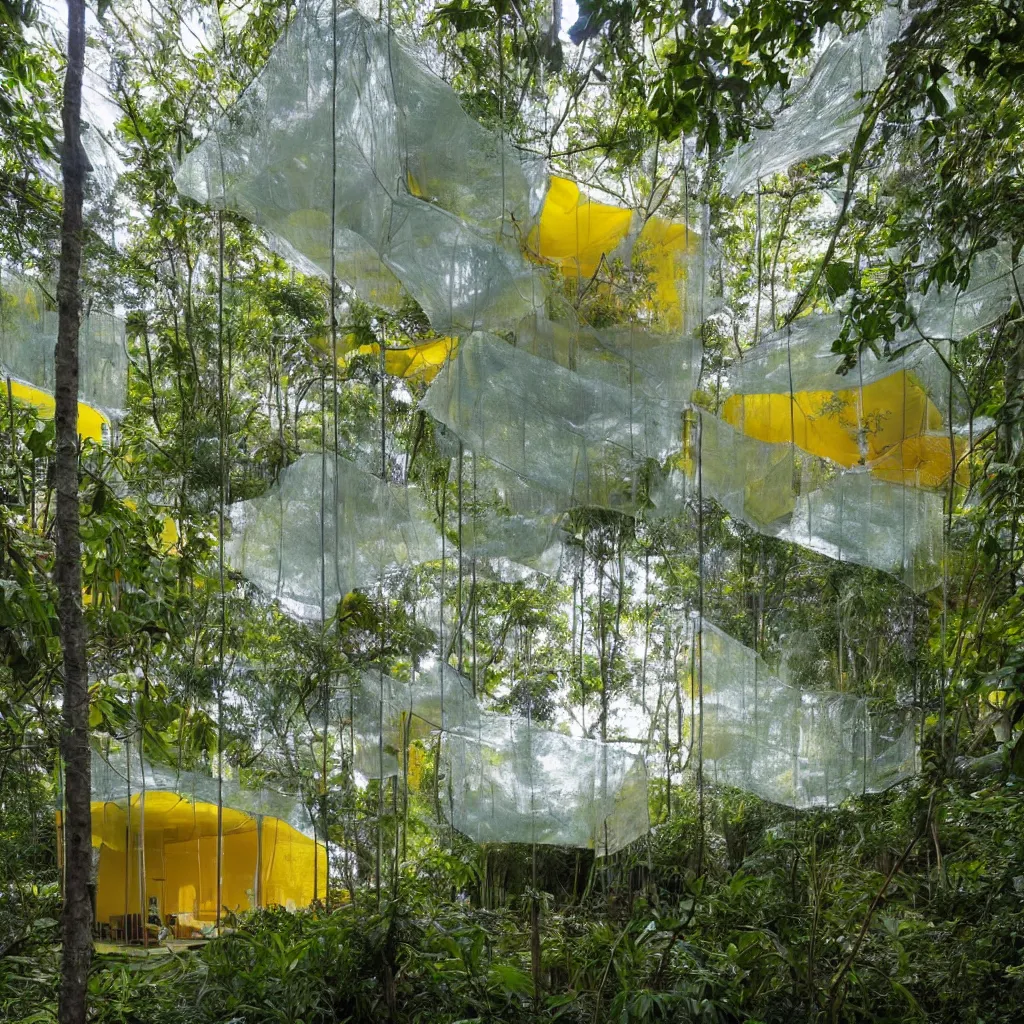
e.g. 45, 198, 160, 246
8, 379, 110, 444
529, 176, 699, 328
530, 176, 633, 279
720, 369, 967, 488
87, 794, 327, 926
352, 336, 457, 381
633, 215, 697, 330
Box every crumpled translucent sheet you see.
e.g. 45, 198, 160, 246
695, 619, 918, 807
516, 312, 701, 408
724, 5, 901, 195
226, 454, 441, 620
650, 413, 944, 589
351, 666, 649, 854
421, 332, 684, 513
780, 469, 945, 591
0, 269, 127, 420
175, 2, 544, 333
90, 743, 317, 840
460, 509, 567, 578
351, 663, 480, 780
908, 246, 1024, 345
444, 712, 649, 855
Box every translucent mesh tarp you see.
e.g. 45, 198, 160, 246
730, 249, 1022, 404
420, 332, 683, 513
727, 314, 967, 412
721, 361, 963, 490
351, 664, 479, 780
87, 744, 325, 926
91, 744, 316, 837
0, 269, 127, 426
516, 312, 701, 408
908, 246, 1024, 344
650, 413, 944, 589
724, 5, 902, 195
226, 454, 441, 619
175, 0, 714, 352
351, 666, 649, 853
719, 258, 1014, 496
779, 469, 945, 592
695, 619, 918, 807
175, 2, 544, 333
460, 510, 567, 577
444, 712, 649, 855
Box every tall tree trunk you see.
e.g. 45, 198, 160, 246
56, 2, 92, 1022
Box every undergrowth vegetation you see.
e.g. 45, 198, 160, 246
5, 777, 1024, 1023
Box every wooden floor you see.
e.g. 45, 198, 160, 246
93, 939, 207, 956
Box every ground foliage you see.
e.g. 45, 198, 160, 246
2, 0, 1024, 1021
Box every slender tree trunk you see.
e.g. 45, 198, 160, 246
56, 2, 92, 1022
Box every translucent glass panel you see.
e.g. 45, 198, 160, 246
695, 619, 917, 807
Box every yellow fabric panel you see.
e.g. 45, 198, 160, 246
528, 177, 695, 327
530, 176, 634, 279
406, 741, 426, 792
260, 815, 327, 909
87, 794, 326, 926
868, 433, 968, 488
634, 215, 697, 329
163, 837, 203, 920
8, 378, 109, 443
721, 370, 955, 487
353, 336, 457, 382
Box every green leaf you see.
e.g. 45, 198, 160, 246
25, 420, 55, 457
825, 261, 855, 299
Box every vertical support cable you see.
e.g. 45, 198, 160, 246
470, 452, 478, 698
376, 338, 387, 906
696, 412, 705, 878
320, 0, 341, 916
123, 736, 131, 941
457, 443, 464, 673
437, 466, 447, 829
138, 728, 147, 948
216, 210, 227, 933
315, 364, 325, 906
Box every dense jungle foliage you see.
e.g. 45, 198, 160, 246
2, 0, 1024, 1021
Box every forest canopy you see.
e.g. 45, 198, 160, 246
2, 1, 1024, 1022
